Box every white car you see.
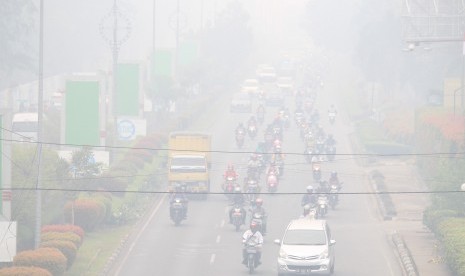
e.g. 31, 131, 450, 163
274, 219, 336, 275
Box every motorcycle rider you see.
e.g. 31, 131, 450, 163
329, 171, 339, 186
328, 104, 337, 116
169, 184, 188, 219
326, 134, 336, 146
316, 180, 330, 194
236, 122, 246, 135
301, 185, 317, 207
242, 221, 264, 265
300, 204, 316, 219
247, 154, 261, 178
250, 198, 267, 233
224, 163, 238, 180
230, 186, 247, 224
248, 115, 257, 127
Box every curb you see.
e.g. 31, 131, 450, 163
392, 232, 419, 276
368, 170, 397, 220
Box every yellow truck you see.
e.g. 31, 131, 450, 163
168, 132, 212, 199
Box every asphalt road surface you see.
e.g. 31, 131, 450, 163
111, 82, 403, 276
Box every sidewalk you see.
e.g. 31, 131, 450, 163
367, 158, 452, 276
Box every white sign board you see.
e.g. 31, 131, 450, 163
0, 221, 16, 262
117, 118, 147, 141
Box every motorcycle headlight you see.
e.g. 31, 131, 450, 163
279, 248, 288, 259
320, 249, 329, 259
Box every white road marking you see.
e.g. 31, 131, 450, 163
114, 194, 167, 276
210, 253, 216, 265
220, 219, 225, 228
216, 235, 221, 243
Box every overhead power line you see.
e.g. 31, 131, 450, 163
1, 134, 465, 157
1, 187, 464, 196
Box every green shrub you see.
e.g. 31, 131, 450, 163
13, 248, 67, 276
423, 208, 459, 234
0, 266, 52, 276
63, 199, 105, 231
99, 170, 131, 194
40, 232, 82, 249
41, 224, 84, 239
40, 240, 77, 269
437, 218, 465, 275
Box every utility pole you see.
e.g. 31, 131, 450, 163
99, 0, 131, 162
175, 0, 180, 76
34, 0, 44, 249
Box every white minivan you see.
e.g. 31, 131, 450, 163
274, 219, 336, 275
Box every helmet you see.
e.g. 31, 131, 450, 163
255, 198, 263, 206
228, 163, 234, 170
234, 186, 242, 193
331, 171, 337, 177
251, 154, 258, 160
303, 204, 311, 212
306, 185, 314, 193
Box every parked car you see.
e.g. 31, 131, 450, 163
274, 219, 336, 275
230, 92, 252, 113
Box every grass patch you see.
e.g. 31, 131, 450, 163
65, 225, 132, 276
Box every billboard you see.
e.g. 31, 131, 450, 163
65, 80, 100, 146
153, 50, 173, 77
179, 40, 199, 67
116, 63, 140, 117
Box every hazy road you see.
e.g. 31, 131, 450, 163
111, 81, 403, 276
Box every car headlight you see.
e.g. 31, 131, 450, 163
279, 249, 288, 259
320, 249, 329, 259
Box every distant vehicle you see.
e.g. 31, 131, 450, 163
256, 65, 277, 83
276, 77, 294, 93
167, 132, 212, 199
230, 93, 252, 113
241, 79, 260, 95
11, 112, 38, 142
274, 219, 336, 275
265, 88, 285, 107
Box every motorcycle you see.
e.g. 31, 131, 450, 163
304, 146, 314, 163
231, 205, 245, 231
328, 182, 342, 210
316, 195, 329, 218
312, 163, 321, 182
245, 179, 260, 202
266, 172, 278, 192
248, 124, 257, 139
170, 198, 185, 226
223, 176, 237, 199
257, 111, 265, 125
244, 240, 260, 274
326, 145, 336, 162
236, 130, 245, 148
328, 111, 336, 124
302, 204, 318, 219
250, 212, 267, 235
